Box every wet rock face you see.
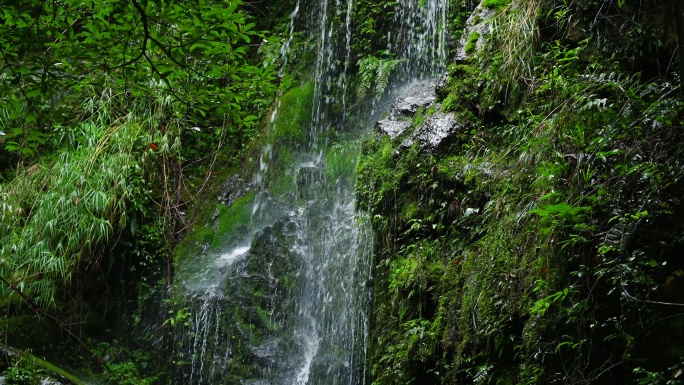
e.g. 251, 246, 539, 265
403, 109, 463, 149
392, 81, 437, 115
376, 119, 412, 140
454, 3, 496, 62
375, 79, 461, 151
217, 174, 251, 207
179, 216, 304, 385
228, 217, 304, 375
297, 166, 325, 200
435, 71, 450, 99
376, 80, 438, 139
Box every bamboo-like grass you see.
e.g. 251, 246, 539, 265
0, 88, 182, 307
488, 0, 541, 93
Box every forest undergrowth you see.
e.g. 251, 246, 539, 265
357, 0, 684, 384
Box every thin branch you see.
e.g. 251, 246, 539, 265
622, 287, 684, 307
0, 274, 113, 374
108, 0, 148, 70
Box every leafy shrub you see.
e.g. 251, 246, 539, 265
5, 357, 40, 385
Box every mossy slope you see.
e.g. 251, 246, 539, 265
359, 1, 684, 384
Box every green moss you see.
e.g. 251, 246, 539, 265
436, 155, 464, 180
440, 64, 479, 113
266, 149, 296, 197
173, 190, 255, 264
411, 107, 427, 128
271, 82, 314, 145
356, 134, 406, 214
259, 82, 315, 198
402, 202, 419, 220
465, 30, 480, 54
472, 14, 483, 25
482, 0, 511, 9
325, 139, 360, 182
256, 306, 277, 332
215, 190, 256, 241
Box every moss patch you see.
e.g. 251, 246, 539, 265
465, 30, 480, 54
482, 0, 511, 9
270, 82, 314, 146
215, 191, 256, 246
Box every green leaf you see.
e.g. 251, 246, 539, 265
159, 70, 175, 79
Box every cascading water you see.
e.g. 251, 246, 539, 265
392, 0, 448, 76
171, 0, 447, 384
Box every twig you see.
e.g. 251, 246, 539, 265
0, 274, 114, 375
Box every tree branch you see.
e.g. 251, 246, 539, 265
0, 274, 113, 375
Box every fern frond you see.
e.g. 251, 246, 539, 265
357, 56, 380, 99
375, 59, 402, 97
356, 56, 404, 100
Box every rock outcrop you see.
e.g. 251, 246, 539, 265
454, 3, 496, 62
375, 79, 462, 151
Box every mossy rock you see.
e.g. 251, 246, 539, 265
482, 0, 511, 9
270, 82, 314, 147
173, 187, 255, 267
172, 216, 305, 384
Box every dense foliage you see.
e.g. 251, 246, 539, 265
3, 0, 684, 383
358, 0, 684, 384
0, 0, 280, 381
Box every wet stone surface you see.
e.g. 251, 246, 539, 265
454, 3, 496, 62
217, 174, 251, 207
376, 79, 461, 151
404, 108, 463, 149
377, 119, 412, 140
392, 81, 437, 115
376, 80, 438, 139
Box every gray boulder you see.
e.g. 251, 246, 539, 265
454, 3, 496, 62
375, 80, 438, 139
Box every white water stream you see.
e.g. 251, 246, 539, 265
172, 1, 447, 384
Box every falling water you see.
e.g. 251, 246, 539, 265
392, 0, 448, 77
171, 0, 447, 384
279, 0, 301, 78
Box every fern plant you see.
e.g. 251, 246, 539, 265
356, 55, 404, 99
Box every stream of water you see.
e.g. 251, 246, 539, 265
172, 1, 447, 384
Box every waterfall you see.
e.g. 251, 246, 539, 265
171, 0, 447, 384
392, 0, 448, 76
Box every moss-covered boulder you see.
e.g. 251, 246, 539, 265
172, 216, 305, 384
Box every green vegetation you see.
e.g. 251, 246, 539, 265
5, 356, 41, 385
272, 83, 314, 146
350, 0, 398, 57
358, 0, 684, 384
325, 138, 363, 182
356, 56, 404, 99
0, 0, 280, 381
440, 64, 481, 113
0, 96, 166, 307
263, 82, 315, 196
482, 0, 510, 9
3, 0, 684, 383
216, 192, 256, 243
465, 31, 481, 54
3, 348, 86, 385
